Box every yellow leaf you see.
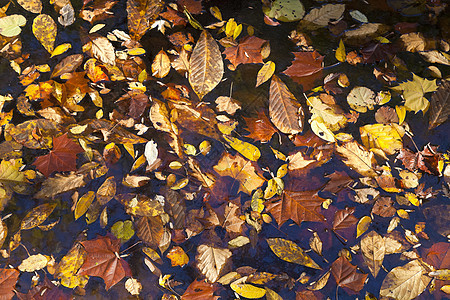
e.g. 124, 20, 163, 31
89, 23, 105, 34
74, 191, 95, 220
392, 74, 438, 113
96, 176, 116, 205
50, 43, 71, 57
17, 0, 42, 14
209, 6, 222, 20
233, 24, 242, 40
224, 135, 261, 161
256, 61, 275, 87
171, 178, 189, 190
18, 254, 49, 272
230, 283, 266, 299
152, 49, 171, 78
356, 216, 371, 238
360, 123, 404, 155
335, 141, 377, 177
21, 203, 56, 230
396, 105, 406, 124
225, 18, 237, 37
55, 243, 88, 288
267, 238, 321, 269
397, 209, 409, 219
166, 246, 189, 267
32, 14, 57, 53
335, 39, 346, 62
264, 178, 278, 199
405, 192, 420, 206
128, 47, 146, 55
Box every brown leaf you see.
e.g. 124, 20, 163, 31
213, 153, 265, 195
283, 51, 324, 78
33, 133, 84, 177
152, 49, 171, 78
80, 0, 117, 24
126, 0, 163, 41
332, 207, 358, 231
223, 36, 267, 68
428, 81, 450, 130
424, 242, 450, 269
360, 231, 385, 278
243, 111, 278, 143
331, 256, 367, 293
0, 268, 19, 300
177, 0, 202, 14
51, 54, 83, 78
135, 216, 163, 249
266, 190, 325, 226
78, 235, 132, 290
181, 279, 219, 300
371, 197, 396, 217
269, 75, 304, 135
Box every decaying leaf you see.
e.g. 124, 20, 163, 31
267, 238, 321, 269
196, 244, 231, 283
360, 231, 385, 277
428, 80, 450, 129
127, 0, 163, 41
32, 14, 57, 53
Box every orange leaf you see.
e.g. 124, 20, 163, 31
223, 36, 267, 68
331, 256, 367, 293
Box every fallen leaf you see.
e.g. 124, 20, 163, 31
0, 268, 20, 300
269, 75, 304, 135
347, 86, 376, 113
0, 15, 26, 37
263, 0, 305, 22
196, 244, 231, 283
266, 190, 325, 226
360, 231, 385, 277
17, 0, 42, 14
32, 14, 57, 53
152, 49, 171, 78
392, 73, 438, 113
125, 278, 142, 296
126, 0, 163, 41
181, 279, 219, 300
428, 80, 450, 129
300, 4, 345, 30
336, 141, 377, 177
223, 35, 267, 68
78, 235, 132, 290
230, 282, 266, 299
283, 51, 324, 78
243, 111, 278, 143
21, 203, 57, 230
54, 241, 88, 289
166, 246, 189, 267
18, 253, 49, 272
267, 238, 321, 269
256, 61, 275, 87
331, 256, 368, 293
189, 30, 223, 99
380, 259, 431, 300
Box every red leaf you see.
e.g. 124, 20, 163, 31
17, 276, 69, 300
266, 190, 326, 226
0, 268, 19, 300
181, 279, 219, 300
78, 235, 132, 290
177, 0, 202, 14
243, 111, 278, 143
332, 207, 358, 231
223, 36, 267, 68
397, 144, 441, 175
331, 256, 367, 293
283, 51, 324, 78
424, 242, 450, 269
33, 133, 84, 177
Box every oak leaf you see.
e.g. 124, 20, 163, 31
213, 153, 265, 195
223, 36, 267, 68
266, 190, 325, 226
33, 133, 84, 177
78, 235, 132, 290
331, 256, 368, 293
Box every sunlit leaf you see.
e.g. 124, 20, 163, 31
0, 15, 26, 37
360, 231, 385, 277
267, 238, 321, 269
230, 282, 266, 299
32, 14, 57, 53
196, 244, 231, 283
74, 191, 95, 220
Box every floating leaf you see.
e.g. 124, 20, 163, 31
335, 39, 346, 62
0, 15, 26, 37
51, 54, 84, 78
300, 4, 345, 30
74, 191, 95, 220
380, 260, 431, 300
87, 36, 116, 65
21, 203, 57, 230
262, 0, 305, 22
17, 0, 42, 14
256, 61, 275, 87
269, 75, 304, 135
356, 216, 371, 238
392, 73, 438, 113
196, 244, 231, 283
267, 238, 321, 269
55, 242, 88, 289
0, 268, 19, 299
283, 50, 324, 78
360, 231, 385, 277
428, 81, 450, 129
360, 123, 404, 155
230, 283, 266, 299
32, 14, 57, 53
223, 35, 267, 68
111, 220, 135, 243
347, 86, 377, 113
336, 141, 377, 177
152, 49, 171, 78
127, 0, 163, 41
189, 30, 223, 99
223, 136, 261, 161
18, 253, 49, 272
331, 256, 368, 293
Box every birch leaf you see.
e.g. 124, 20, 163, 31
269, 75, 304, 134
189, 30, 223, 99
32, 14, 57, 53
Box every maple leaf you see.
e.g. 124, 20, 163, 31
78, 235, 132, 290
283, 50, 324, 78
396, 144, 441, 175
266, 190, 326, 227
223, 36, 267, 68
205, 202, 245, 237
33, 133, 83, 177
0, 268, 19, 300
243, 111, 278, 143
213, 153, 265, 195
181, 279, 219, 300
391, 73, 438, 113
331, 256, 368, 293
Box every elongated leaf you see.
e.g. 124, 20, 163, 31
380, 260, 431, 300
256, 61, 275, 87
360, 231, 385, 277
267, 238, 321, 269
428, 81, 450, 129
89, 36, 115, 65
51, 54, 84, 78
301, 4, 345, 30
269, 75, 304, 134
189, 30, 223, 99
74, 191, 95, 220
32, 14, 57, 53
21, 203, 57, 230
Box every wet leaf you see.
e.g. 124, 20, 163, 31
269, 75, 304, 135
32, 14, 57, 53
189, 30, 223, 99
230, 282, 266, 299
111, 220, 135, 243
74, 191, 95, 220
21, 203, 57, 230
51, 54, 84, 78
166, 246, 189, 267
0, 15, 26, 37
181, 279, 219, 300
55, 242, 88, 289
18, 253, 49, 272
380, 260, 431, 300
336, 141, 377, 177
360, 123, 404, 155
127, 0, 163, 41
360, 231, 385, 277
17, 0, 42, 14
263, 0, 305, 22
267, 238, 321, 269
125, 278, 142, 296
331, 256, 368, 293
152, 49, 171, 78
0, 268, 19, 299
78, 235, 132, 290
243, 111, 278, 143
96, 176, 116, 205
283, 50, 324, 78
428, 80, 450, 129
300, 4, 345, 29
347, 86, 376, 113
223, 36, 267, 68
223, 136, 261, 161
392, 73, 438, 113
196, 244, 231, 283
